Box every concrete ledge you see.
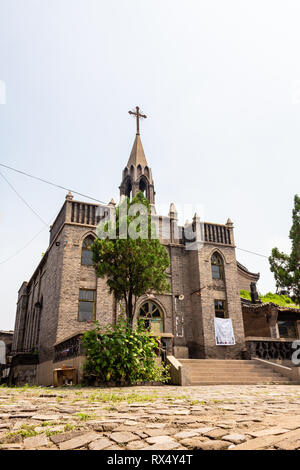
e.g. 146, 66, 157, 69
253, 357, 300, 382
166, 355, 190, 386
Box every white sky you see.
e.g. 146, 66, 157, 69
0, 1, 299, 330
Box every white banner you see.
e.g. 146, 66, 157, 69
214, 317, 235, 346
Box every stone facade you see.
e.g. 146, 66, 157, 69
10, 131, 259, 385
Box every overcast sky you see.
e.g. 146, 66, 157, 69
0, 1, 299, 330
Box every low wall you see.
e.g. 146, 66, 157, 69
37, 356, 86, 386
253, 358, 300, 382
166, 356, 190, 386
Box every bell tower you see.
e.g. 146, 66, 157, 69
119, 106, 155, 204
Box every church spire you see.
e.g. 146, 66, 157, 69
119, 106, 155, 204
127, 134, 148, 168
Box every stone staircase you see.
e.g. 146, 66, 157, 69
179, 359, 294, 385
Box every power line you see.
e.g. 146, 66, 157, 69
0, 162, 107, 204
0, 225, 48, 265
236, 247, 269, 259
0, 170, 49, 227
0, 162, 272, 262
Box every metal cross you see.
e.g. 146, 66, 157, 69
128, 106, 147, 135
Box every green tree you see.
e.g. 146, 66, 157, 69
269, 194, 300, 303
92, 192, 170, 328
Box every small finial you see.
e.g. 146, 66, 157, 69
66, 191, 73, 201
193, 212, 200, 222
169, 202, 177, 217
109, 198, 116, 206
226, 217, 233, 226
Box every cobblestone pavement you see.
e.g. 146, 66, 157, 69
1, 384, 300, 450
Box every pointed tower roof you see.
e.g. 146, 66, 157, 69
126, 134, 148, 168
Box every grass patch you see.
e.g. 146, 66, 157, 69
5, 424, 38, 439
64, 423, 76, 432
87, 391, 158, 404
76, 412, 96, 421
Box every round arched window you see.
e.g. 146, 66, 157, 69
138, 301, 164, 335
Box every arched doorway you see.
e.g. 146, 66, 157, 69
138, 301, 164, 335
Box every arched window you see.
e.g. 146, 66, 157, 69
81, 235, 94, 266
139, 177, 147, 197
138, 301, 164, 335
137, 164, 142, 177
211, 252, 224, 280
125, 178, 132, 199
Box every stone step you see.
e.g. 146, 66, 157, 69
190, 375, 288, 382
191, 380, 293, 385
189, 370, 285, 376
184, 364, 277, 370
185, 367, 282, 374
178, 359, 293, 385
177, 359, 255, 365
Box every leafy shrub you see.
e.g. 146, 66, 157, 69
81, 317, 170, 385
240, 290, 251, 301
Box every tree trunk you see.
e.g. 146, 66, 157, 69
127, 291, 134, 329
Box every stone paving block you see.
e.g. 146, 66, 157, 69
105, 445, 125, 450
192, 427, 217, 435
203, 428, 230, 439
24, 434, 49, 450
0, 423, 10, 429
89, 437, 112, 450
145, 428, 175, 437
174, 430, 200, 439
101, 423, 119, 432
110, 431, 138, 444
275, 439, 300, 450
247, 428, 289, 438
145, 435, 176, 445
179, 436, 209, 448
145, 423, 166, 429
196, 439, 231, 450
142, 442, 181, 450
59, 432, 100, 450
9, 413, 34, 419
126, 440, 148, 450
134, 431, 148, 439
31, 414, 60, 421
222, 433, 246, 444
50, 431, 85, 445
0, 444, 24, 450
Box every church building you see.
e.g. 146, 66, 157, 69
10, 108, 259, 385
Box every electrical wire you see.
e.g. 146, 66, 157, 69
236, 247, 269, 259
0, 162, 107, 204
0, 162, 272, 263
0, 225, 48, 265
0, 170, 49, 227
